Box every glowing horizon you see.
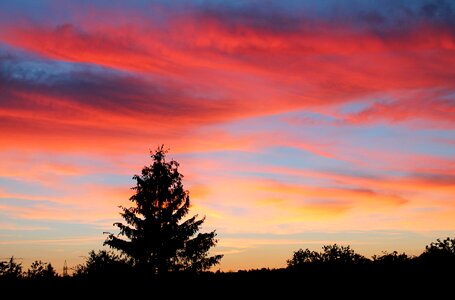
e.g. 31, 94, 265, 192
1, 0, 455, 273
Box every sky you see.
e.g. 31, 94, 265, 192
0, 0, 455, 273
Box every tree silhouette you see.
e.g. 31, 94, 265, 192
287, 248, 321, 268
372, 251, 411, 265
27, 260, 56, 279
104, 146, 223, 274
287, 244, 369, 269
320, 244, 368, 264
73, 250, 132, 277
419, 237, 455, 265
0, 257, 23, 279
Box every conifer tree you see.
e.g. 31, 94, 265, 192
104, 146, 222, 274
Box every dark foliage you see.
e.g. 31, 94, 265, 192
419, 237, 455, 265
26, 260, 56, 279
320, 244, 369, 264
1, 237, 455, 298
0, 257, 23, 279
73, 250, 133, 277
286, 248, 321, 267
372, 251, 412, 265
104, 146, 222, 274
287, 244, 368, 268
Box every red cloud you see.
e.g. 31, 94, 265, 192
2, 11, 454, 102
0, 7, 454, 150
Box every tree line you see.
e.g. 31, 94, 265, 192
1, 147, 454, 288
2, 236, 454, 279
286, 237, 455, 269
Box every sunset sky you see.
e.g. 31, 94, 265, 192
1, 0, 455, 273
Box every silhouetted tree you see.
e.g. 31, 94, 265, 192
419, 237, 455, 265
26, 260, 56, 279
287, 244, 368, 269
287, 248, 321, 268
372, 251, 411, 265
104, 146, 223, 274
320, 244, 369, 264
0, 257, 23, 279
73, 250, 132, 277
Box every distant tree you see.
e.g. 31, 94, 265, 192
0, 257, 23, 279
26, 260, 56, 279
320, 244, 368, 264
104, 146, 223, 274
419, 237, 455, 264
73, 250, 132, 277
287, 248, 321, 268
287, 244, 368, 268
372, 251, 411, 265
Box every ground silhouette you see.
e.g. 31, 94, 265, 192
1, 238, 455, 297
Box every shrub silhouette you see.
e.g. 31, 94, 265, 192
320, 244, 368, 264
73, 250, 132, 277
372, 251, 411, 265
287, 244, 368, 269
104, 146, 222, 274
287, 248, 321, 268
0, 257, 23, 279
26, 260, 56, 279
419, 237, 455, 265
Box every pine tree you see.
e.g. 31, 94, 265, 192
104, 146, 222, 274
